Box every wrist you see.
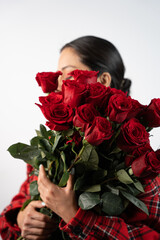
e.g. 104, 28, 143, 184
61, 205, 78, 224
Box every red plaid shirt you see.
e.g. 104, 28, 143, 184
0, 165, 160, 240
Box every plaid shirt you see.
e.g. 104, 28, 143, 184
0, 165, 160, 240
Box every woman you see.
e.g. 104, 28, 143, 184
0, 36, 159, 240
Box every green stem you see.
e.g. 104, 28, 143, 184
67, 145, 85, 172
101, 177, 118, 185
16, 237, 24, 240
109, 126, 121, 148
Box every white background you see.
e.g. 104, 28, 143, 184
0, 0, 160, 215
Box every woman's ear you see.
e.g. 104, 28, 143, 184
98, 72, 111, 87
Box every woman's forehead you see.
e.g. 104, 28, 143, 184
58, 47, 90, 71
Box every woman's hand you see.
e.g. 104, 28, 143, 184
38, 165, 78, 224
17, 200, 57, 240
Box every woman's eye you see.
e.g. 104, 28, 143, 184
65, 76, 73, 80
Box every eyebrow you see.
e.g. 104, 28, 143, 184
61, 65, 77, 71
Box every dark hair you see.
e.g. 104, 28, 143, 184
61, 36, 131, 95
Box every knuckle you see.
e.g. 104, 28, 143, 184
23, 219, 29, 227
26, 211, 31, 218
48, 187, 53, 195
45, 195, 50, 202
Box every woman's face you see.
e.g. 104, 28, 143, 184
57, 47, 91, 91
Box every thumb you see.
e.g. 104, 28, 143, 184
66, 168, 75, 191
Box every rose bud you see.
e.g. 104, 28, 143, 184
85, 116, 113, 146
62, 80, 89, 108
73, 103, 100, 132
86, 83, 112, 110
106, 94, 133, 123
36, 102, 73, 131
35, 71, 62, 93
125, 143, 152, 167
131, 151, 160, 180
39, 91, 63, 106
117, 118, 150, 153
68, 69, 98, 84
141, 98, 160, 127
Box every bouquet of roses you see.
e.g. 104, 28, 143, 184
8, 70, 160, 235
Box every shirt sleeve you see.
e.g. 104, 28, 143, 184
59, 177, 160, 240
0, 164, 34, 240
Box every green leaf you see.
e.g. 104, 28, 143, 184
52, 134, 61, 153
54, 158, 60, 180
8, 143, 41, 167
30, 180, 39, 196
74, 174, 86, 191
101, 192, 124, 216
39, 138, 52, 152
120, 190, 149, 215
79, 144, 99, 170
30, 136, 41, 146
74, 173, 101, 192
62, 129, 74, 137
21, 199, 32, 211
108, 147, 122, 155
40, 150, 46, 159
133, 181, 145, 193
91, 169, 108, 183
116, 169, 134, 184
58, 171, 69, 187
56, 156, 64, 182
40, 207, 53, 218
83, 184, 101, 192
122, 184, 140, 196
36, 129, 42, 137
40, 124, 48, 138
78, 192, 101, 210
60, 151, 67, 171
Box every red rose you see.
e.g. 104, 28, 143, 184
106, 94, 133, 123
85, 116, 113, 146
62, 80, 89, 108
125, 143, 152, 166
39, 92, 63, 106
127, 99, 145, 119
86, 83, 112, 110
35, 71, 62, 93
36, 103, 73, 131
141, 98, 160, 127
73, 104, 100, 132
131, 151, 160, 180
68, 70, 98, 84
110, 88, 127, 96
117, 118, 150, 153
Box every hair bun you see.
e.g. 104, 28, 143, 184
120, 78, 132, 95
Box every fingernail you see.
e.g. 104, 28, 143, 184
41, 202, 46, 206
70, 167, 75, 175
39, 164, 42, 170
